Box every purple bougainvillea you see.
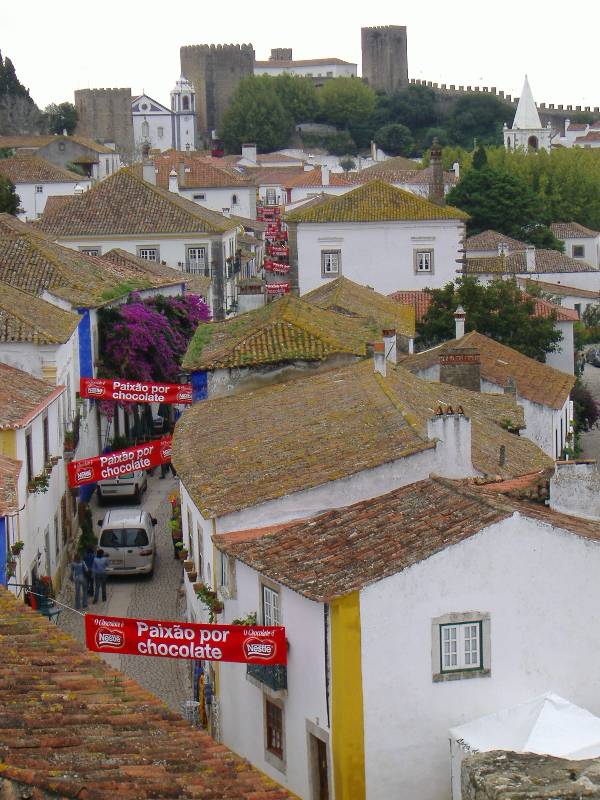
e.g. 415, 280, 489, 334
98, 293, 211, 383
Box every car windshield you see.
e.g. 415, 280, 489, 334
100, 528, 149, 548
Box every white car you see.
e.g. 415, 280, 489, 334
97, 508, 157, 576
97, 470, 148, 505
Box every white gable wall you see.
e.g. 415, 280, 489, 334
177, 185, 256, 220
16, 179, 92, 222
360, 513, 600, 800
560, 235, 600, 268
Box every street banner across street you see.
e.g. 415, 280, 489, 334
67, 438, 172, 488
80, 377, 193, 405
85, 613, 287, 665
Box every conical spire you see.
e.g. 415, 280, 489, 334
512, 75, 542, 130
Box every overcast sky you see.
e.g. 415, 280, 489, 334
4, 1, 599, 111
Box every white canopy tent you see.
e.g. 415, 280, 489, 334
449, 693, 600, 799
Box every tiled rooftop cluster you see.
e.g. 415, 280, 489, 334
0, 361, 62, 429
0, 280, 80, 344
146, 151, 254, 189
0, 155, 85, 184
0, 134, 115, 154
550, 221, 600, 239
465, 249, 598, 275
0, 588, 292, 799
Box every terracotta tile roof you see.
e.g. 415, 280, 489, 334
182, 294, 382, 371
0, 155, 87, 184
42, 194, 72, 216
230, 213, 267, 233
345, 167, 456, 188
526, 294, 579, 322
0, 453, 21, 515
37, 168, 238, 237
550, 221, 600, 239
0, 134, 115, 154
0, 280, 80, 344
302, 276, 415, 337
285, 180, 469, 224
0, 214, 179, 308
575, 132, 600, 143
285, 168, 358, 188
465, 249, 599, 275
465, 230, 528, 251
0, 361, 63, 429
243, 166, 306, 187
360, 155, 421, 173
255, 57, 355, 67
101, 248, 185, 286
398, 330, 575, 409
0, 588, 293, 800
255, 152, 304, 165
173, 359, 551, 518
567, 123, 588, 131
216, 475, 600, 601
389, 289, 433, 323
145, 153, 254, 189
517, 278, 600, 300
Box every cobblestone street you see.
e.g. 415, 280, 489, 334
58, 472, 192, 714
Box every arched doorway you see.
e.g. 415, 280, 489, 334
527, 135, 539, 151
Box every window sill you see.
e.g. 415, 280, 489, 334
264, 748, 286, 774
433, 668, 491, 683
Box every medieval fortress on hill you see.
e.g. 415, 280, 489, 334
73, 24, 599, 158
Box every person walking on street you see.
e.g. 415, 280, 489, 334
70, 554, 89, 610
83, 545, 95, 597
92, 549, 110, 603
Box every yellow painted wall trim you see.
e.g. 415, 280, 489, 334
331, 591, 366, 800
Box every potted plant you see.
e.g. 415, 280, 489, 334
183, 559, 194, 572
10, 541, 24, 557
64, 430, 75, 452
50, 455, 60, 466
175, 542, 188, 561
188, 569, 197, 582
5, 557, 16, 579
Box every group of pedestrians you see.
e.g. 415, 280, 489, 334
70, 547, 109, 610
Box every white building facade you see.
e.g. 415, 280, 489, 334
132, 78, 197, 154
503, 76, 552, 153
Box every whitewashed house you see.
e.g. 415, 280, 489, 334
211, 465, 600, 800
132, 77, 198, 154
0, 134, 121, 181
254, 49, 357, 78
517, 277, 599, 318
0, 362, 68, 589
398, 329, 574, 458
285, 179, 468, 295
550, 222, 600, 268
0, 155, 91, 220
465, 230, 527, 258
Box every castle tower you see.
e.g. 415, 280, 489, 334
170, 76, 197, 151
503, 76, 551, 153
180, 43, 255, 141
361, 26, 408, 95
74, 87, 134, 161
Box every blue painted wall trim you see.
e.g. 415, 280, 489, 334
0, 517, 7, 587
78, 309, 93, 379
191, 371, 208, 402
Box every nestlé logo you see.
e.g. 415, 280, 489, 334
87, 384, 105, 397
160, 444, 172, 459
244, 637, 275, 661
76, 467, 93, 482
176, 390, 192, 402
96, 627, 125, 649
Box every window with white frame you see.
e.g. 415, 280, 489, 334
137, 247, 159, 262
321, 249, 341, 277
193, 193, 206, 201
414, 249, 433, 273
80, 247, 101, 256
440, 621, 482, 671
157, 126, 164, 139
265, 188, 277, 206
186, 246, 207, 273
262, 584, 280, 626
220, 553, 228, 588
572, 245, 585, 258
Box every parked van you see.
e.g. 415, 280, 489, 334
97, 508, 157, 576
97, 470, 148, 505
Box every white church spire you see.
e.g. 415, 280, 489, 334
512, 75, 542, 130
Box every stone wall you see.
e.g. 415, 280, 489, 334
180, 44, 255, 139
74, 88, 134, 160
361, 26, 409, 95
462, 751, 600, 799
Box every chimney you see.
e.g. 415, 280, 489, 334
429, 137, 445, 206
497, 242, 509, 256
382, 329, 397, 364
370, 140, 377, 162
222, 207, 231, 218
452, 161, 460, 179
427, 409, 475, 478
525, 246, 536, 272
373, 341, 386, 377
454, 305, 466, 339
321, 164, 330, 186
504, 376, 517, 398
550, 462, 600, 520
169, 169, 178, 193
242, 143, 257, 164
178, 157, 185, 187
142, 160, 156, 185
439, 347, 481, 392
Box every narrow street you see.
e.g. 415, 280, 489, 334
58, 471, 192, 714
580, 363, 600, 462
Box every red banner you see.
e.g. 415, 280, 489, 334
266, 282, 290, 294
80, 378, 192, 405
269, 245, 289, 257
85, 613, 287, 665
67, 438, 172, 488
264, 260, 290, 274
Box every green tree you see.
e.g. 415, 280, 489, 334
319, 78, 376, 130
339, 155, 356, 172
447, 94, 513, 148
0, 52, 28, 97
422, 127, 450, 149
273, 75, 318, 123
418, 276, 562, 361
219, 76, 293, 153
324, 131, 357, 156
44, 102, 79, 135
446, 166, 550, 239
375, 123, 414, 156
472, 143, 488, 170
0, 177, 20, 215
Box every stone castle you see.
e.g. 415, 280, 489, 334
74, 25, 596, 153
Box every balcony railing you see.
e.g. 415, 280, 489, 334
246, 663, 287, 692
183, 262, 210, 277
